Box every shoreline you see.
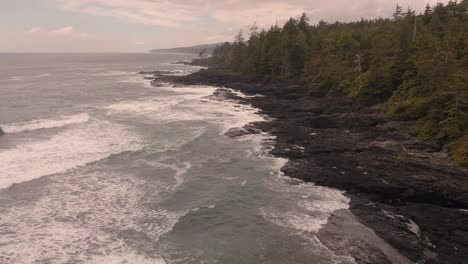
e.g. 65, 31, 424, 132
150, 67, 467, 264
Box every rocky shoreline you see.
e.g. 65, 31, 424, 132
150, 68, 467, 264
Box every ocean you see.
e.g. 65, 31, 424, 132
0, 53, 355, 263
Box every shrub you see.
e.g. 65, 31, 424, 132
451, 136, 468, 168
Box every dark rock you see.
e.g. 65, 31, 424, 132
171, 60, 191, 65
208, 88, 239, 101
147, 67, 468, 264
151, 79, 170, 88
370, 140, 406, 153
224, 124, 262, 138
0, 127, 4, 135
139, 70, 175, 76
224, 127, 250, 138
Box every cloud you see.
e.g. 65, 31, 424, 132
1, 0, 450, 52
55, 0, 448, 30
57, 0, 200, 27
52, 26, 74, 34
1, 26, 129, 52
25, 25, 96, 39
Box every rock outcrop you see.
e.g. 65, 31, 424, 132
154, 67, 468, 264
224, 124, 262, 138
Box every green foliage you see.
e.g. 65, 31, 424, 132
451, 136, 468, 167
436, 117, 463, 141
212, 1, 467, 162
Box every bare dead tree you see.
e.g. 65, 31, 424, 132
199, 48, 207, 59
354, 53, 363, 74
354, 53, 364, 92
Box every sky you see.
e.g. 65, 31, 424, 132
0, 0, 448, 52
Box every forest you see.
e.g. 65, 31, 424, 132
211, 1, 467, 167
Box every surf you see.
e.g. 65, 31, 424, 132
1, 113, 90, 134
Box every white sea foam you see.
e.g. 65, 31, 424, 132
189, 65, 208, 70
242, 111, 351, 251
163, 85, 266, 130
1, 113, 90, 133
7, 76, 24, 81
159, 85, 216, 97
0, 120, 143, 189
105, 98, 193, 121
88, 252, 166, 264
211, 87, 356, 262
119, 75, 154, 88
94, 71, 135, 76
163, 70, 190, 76
0, 169, 182, 264
175, 86, 351, 237
33, 73, 51, 78
185, 86, 352, 240
104, 87, 210, 122
5, 74, 50, 82
141, 159, 193, 190
260, 181, 349, 233
259, 177, 353, 263
226, 88, 265, 98
106, 88, 265, 130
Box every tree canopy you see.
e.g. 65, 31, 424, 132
212, 1, 467, 166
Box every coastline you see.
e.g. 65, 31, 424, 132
150, 66, 467, 264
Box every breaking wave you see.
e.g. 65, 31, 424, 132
1, 113, 90, 133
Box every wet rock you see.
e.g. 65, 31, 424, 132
148, 67, 468, 264
171, 60, 190, 65
225, 127, 250, 138
139, 70, 175, 77
224, 125, 261, 138
207, 88, 242, 101
212, 88, 233, 99
350, 198, 438, 263
433, 150, 449, 159
151, 79, 169, 88
0, 127, 4, 135
370, 140, 406, 153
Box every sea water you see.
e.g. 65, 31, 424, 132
0, 53, 357, 264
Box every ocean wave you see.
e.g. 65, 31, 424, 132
94, 71, 135, 76
106, 98, 186, 116
213, 87, 353, 257
6, 73, 51, 81
1, 113, 90, 133
238, 131, 350, 236
163, 70, 190, 76
119, 75, 154, 88
0, 120, 143, 189
7, 76, 25, 81
258, 148, 350, 233
225, 88, 265, 98
89, 252, 167, 264
162, 86, 266, 130
105, 86, 266, 133
141, 159, 193, 190
33, 73, 51, 78
0, 169, 179, 263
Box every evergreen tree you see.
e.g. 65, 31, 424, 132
211, 0, 467, 158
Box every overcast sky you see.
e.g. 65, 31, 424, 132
0, 0, 448, 52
